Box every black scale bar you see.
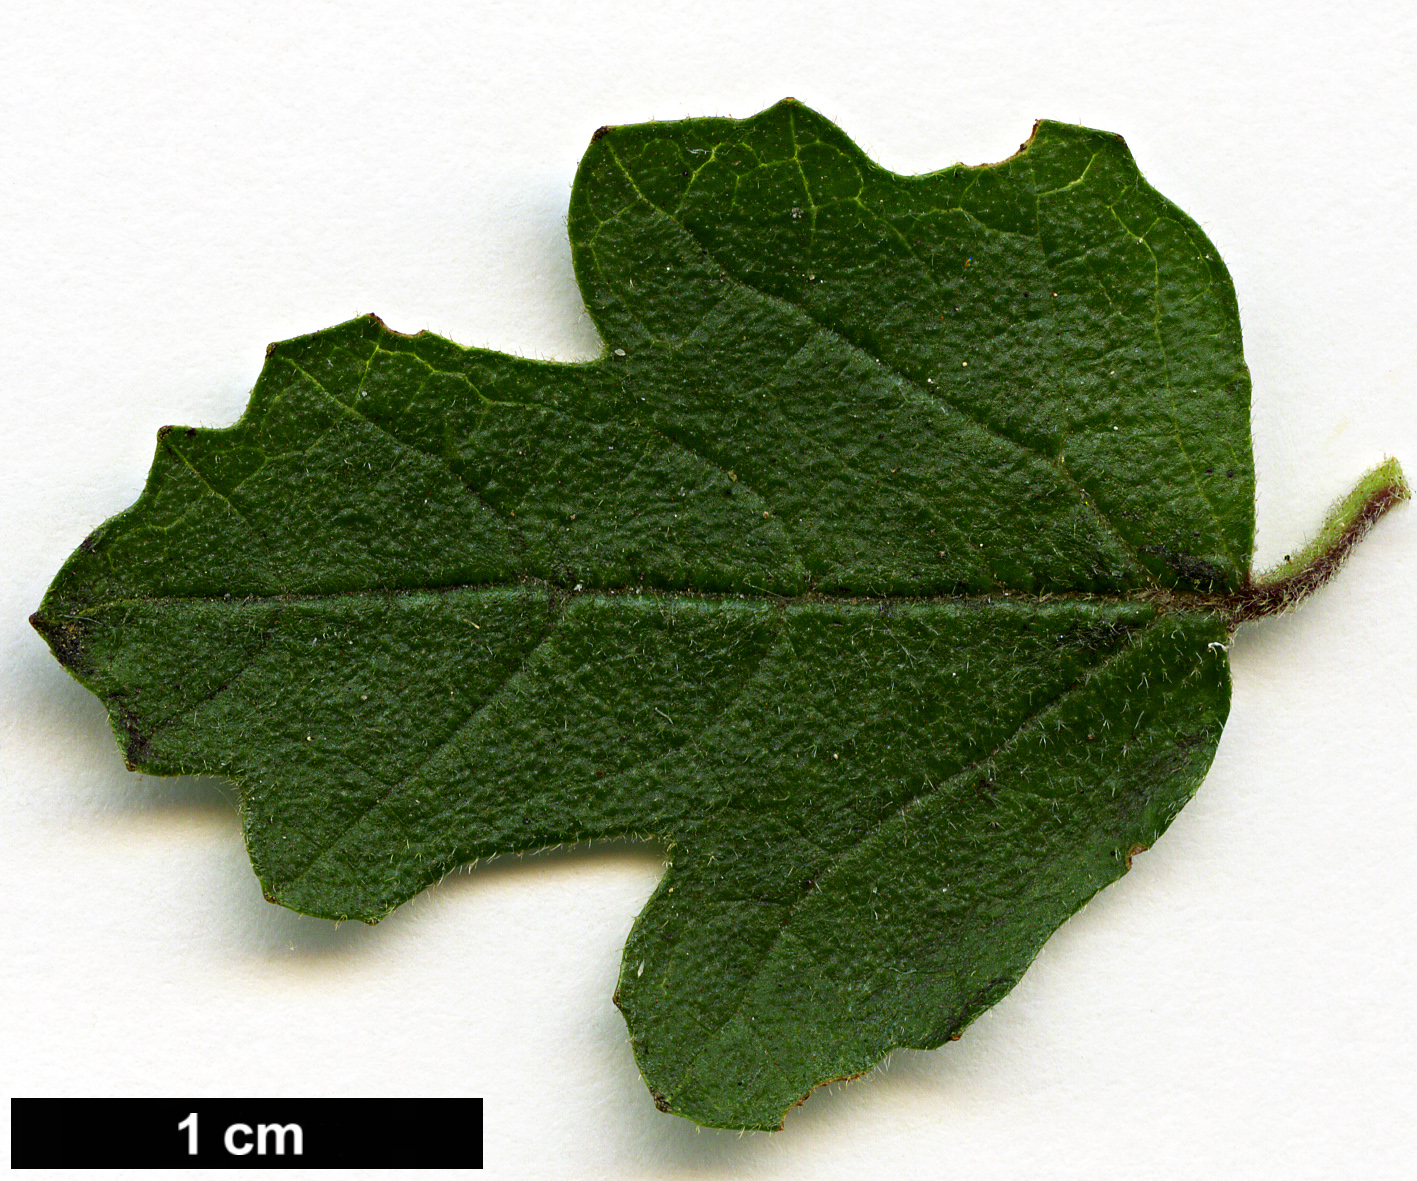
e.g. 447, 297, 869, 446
9, 1098, 483, 1169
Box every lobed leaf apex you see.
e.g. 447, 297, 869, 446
583, 97, 1136, 189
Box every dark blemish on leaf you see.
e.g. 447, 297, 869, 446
967, 973, 1017, 1013
1140, 543, 1227, 590
1124, 843, 1150, 870
590, 125, 614, 143
156, 425, 174, 441
1167, 552, 1227, 589
1056, 618, 1138, 651
116, 703, 154, 770
29, 612, 94, 676
1143, 729, 1215, 782
77, 534, 96, 553
186, 428, 197, 439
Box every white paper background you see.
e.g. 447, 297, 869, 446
3, 2, 1414, 1177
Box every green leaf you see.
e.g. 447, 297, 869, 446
31, 100, 1407, 1131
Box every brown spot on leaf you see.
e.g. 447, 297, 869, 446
30, 612, 93, 676
117, 704, 155, 770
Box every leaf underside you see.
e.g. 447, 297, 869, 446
36, 101, 1253, 1130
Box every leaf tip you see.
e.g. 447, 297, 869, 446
362, 312, 427, 340
30, 609, 92, 677
967, 120, 1045, 170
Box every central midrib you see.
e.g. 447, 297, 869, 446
75, 579, 1237, 615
